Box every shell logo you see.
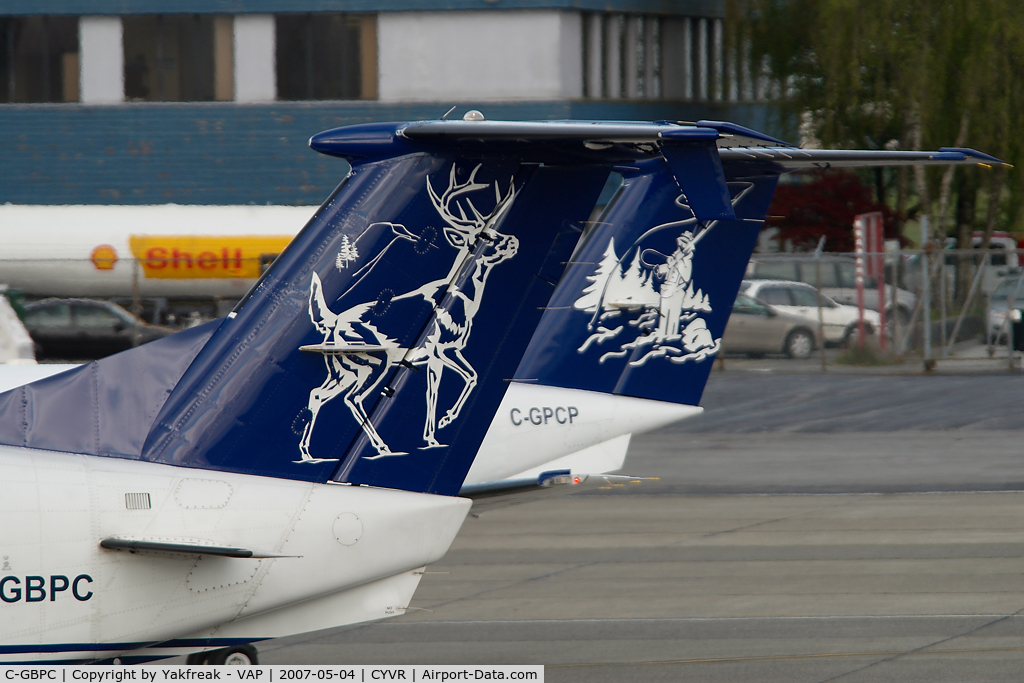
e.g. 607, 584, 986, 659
91, 245, 118, 270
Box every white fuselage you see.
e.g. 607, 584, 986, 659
0, 367, 701, 663
0, 445, 469, 663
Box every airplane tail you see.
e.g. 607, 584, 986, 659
0, 121, 616, 496
513, 152, 777, 407
0, 120, 998, 496
512, 122, 1002, 409
472, 126, 1003, 492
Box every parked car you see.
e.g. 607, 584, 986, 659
22, 298, 174, 360
746, 254, 915, 323
722, 293, 819, 359
740, 279, 880, 346
0, 290, 34, 364
987, 275, 1024, 339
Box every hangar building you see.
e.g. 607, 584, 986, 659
0, 1, 777, 205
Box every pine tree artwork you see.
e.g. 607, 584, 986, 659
574, 238, 620, 312
335, 235, 359, 270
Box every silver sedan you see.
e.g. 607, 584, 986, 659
722, 294, 819, 359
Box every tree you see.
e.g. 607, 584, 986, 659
737, 0, 1024, 240
736, 0, 1024, 305
765, 171, 900, 252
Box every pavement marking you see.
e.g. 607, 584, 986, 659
547, 645, 1024, 669
815, 605, 1024, 682
341, 615, 1024, 625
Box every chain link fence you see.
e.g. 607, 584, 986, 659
2, 249, 1023, 368
747, 247, 1022, 368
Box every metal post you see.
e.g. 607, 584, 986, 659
986, 253, 995, 354
867, 213, 886, 352
131, 258, 142, 348
891, 243, 901, 351
921, 216, 932, 369
947, 252, 988, 357
1008, 294, 1016, 371
1007, 272, 1024, 371
877, 245, 887, 352
940, 256, 947, 356
814, 236, 827, 371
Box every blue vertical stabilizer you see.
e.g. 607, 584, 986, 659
514, 157, 780, 406
140, 149, 609, 492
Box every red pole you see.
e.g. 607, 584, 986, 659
872, 214, 887, 351
854, 216, 866, 348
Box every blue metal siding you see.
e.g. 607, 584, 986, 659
0, 100, 781, 205
0, 1, 724, 17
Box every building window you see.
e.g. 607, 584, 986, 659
658, 16, 752, 103
123, 15, 233, 102
583, 14, 756, 103
0, 16, 79, 103
275, 14, 376, 101
582, 14, 661, 100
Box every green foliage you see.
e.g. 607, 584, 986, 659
737, 0, 1024, 234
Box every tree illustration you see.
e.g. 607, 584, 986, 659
335, 235, 359, 270
574, 238, 620, 311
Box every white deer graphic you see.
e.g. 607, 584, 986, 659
297, 167, 517, 461
405, 230, 519, 448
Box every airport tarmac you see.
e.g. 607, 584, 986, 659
257, 370, 1024, 681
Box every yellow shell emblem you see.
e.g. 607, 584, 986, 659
91, 244, 119, 270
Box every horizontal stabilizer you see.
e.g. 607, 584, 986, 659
100, 538, 298, 559
718, 147, 1007, 167
299, 342, 389, 354
461, 469, 654, 514
695, 119, 793, 147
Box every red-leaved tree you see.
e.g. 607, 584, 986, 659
764, 170, 902, 252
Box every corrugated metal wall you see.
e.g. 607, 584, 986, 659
0, 100, 779, 205
0, 1, 725, 17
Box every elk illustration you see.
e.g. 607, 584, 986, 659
428, 164, 516, 281
297, 166, 518, 461
406, 230, 518, 448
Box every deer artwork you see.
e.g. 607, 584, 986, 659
296, 164, 518, 462
406, 230, 519, 448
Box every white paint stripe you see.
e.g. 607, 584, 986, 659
350, 614, 1024, 626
